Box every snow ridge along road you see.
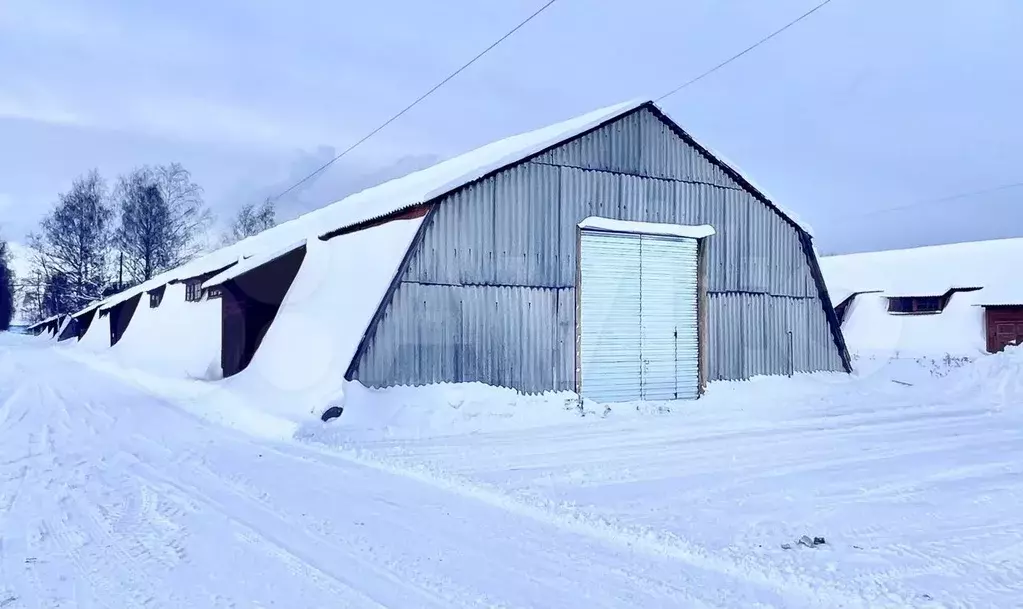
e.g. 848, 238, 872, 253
0, 334, 904, 609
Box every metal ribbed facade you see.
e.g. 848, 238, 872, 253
350, 106, 846, 394
356, 282, 569, 395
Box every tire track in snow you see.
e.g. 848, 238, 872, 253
289, 441, 913, 609
124, 459, 437, 609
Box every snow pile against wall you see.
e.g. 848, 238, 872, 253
304, 369, 850, 443
108, 283, 222, 380
225, 217, 424, 421
74, 312, 109, 352
936, 344, 1023, 403
313, 382, 585, 441
841, 291, 986, 358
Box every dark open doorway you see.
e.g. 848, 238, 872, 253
108, 293, 142, 346
220, 245, 308, 377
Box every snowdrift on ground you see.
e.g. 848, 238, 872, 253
309, 382, 585, 441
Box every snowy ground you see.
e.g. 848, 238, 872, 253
2, 334, 1022, 607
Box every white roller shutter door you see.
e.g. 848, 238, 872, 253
579, 231, 642, 403
640, 235, 699, 400
579, 229, 700, 402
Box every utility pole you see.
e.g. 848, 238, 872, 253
118, 251, 124, 290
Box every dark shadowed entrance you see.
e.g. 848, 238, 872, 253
108, 294, 142, 346
220, 245, 308, 377
74, 308, 98, 341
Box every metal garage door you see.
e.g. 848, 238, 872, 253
579, 231, 643, 402
639, 235, 700, 400
579, 229, 700, 403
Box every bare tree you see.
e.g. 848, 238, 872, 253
37, 170, 114, 312
153, 163, 213, 264
116, 168, 174, 284
0, 240, 14, 330
224, 198, 276, 245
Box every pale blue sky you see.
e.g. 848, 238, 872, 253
2, 0, 1021, 255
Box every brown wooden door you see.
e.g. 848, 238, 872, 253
987, 308, 1023, 353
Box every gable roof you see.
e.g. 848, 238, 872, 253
115, 99, 819, 301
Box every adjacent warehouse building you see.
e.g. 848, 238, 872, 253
203, 100, 849, 403
821, 237, 1023, 356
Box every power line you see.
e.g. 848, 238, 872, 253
270, 0, 560, 204
657, 0, 838, 102
855, 181, 1023, 218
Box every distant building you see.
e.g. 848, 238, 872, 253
822, 238, 1023, 356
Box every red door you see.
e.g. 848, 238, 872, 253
987, 308, 1023, 353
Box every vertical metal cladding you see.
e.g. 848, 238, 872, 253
405, 180, 496, 285
634, 108, 735, 187
534, 110, 644, 174
353, 282, 563, 394
558, 168, 621, 286
492, 163, 561, 287
706, 292, 844, 381
352, 105, 846, 392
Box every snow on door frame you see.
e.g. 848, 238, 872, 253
574, 218, 713, 403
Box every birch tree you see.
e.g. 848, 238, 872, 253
38, 170, 114, 311
224, 198, 276, 245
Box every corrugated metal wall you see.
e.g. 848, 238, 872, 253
357, 282, 571, 394
352, 107, 845, 392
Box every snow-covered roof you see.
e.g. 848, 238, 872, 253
821, 237, 1023, 307
202, 239, 307, 289
69, 300, 105, 318
973, 286, 1023, 307
578, 217, 716, 239
99, 272, 176, 311
28, 314, 61, 329
89, 98, 815, 316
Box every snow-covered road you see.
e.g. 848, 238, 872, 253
0, 334, 872, 609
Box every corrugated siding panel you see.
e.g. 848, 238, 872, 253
557, 168, 620, 287
406, 180, 495, 285
670, 181, 812, 297
706, 292, 844, 381
533, 110, 643, 174
635, 108, 734, 187
354, 282, 564, 394
492, 163, 561, 287
644, 178, 679, 224
556, 287, 576, 391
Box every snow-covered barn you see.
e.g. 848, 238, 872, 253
193, 100, 850, 403
55, 100, 850, 404
821, 238, 1023, 356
